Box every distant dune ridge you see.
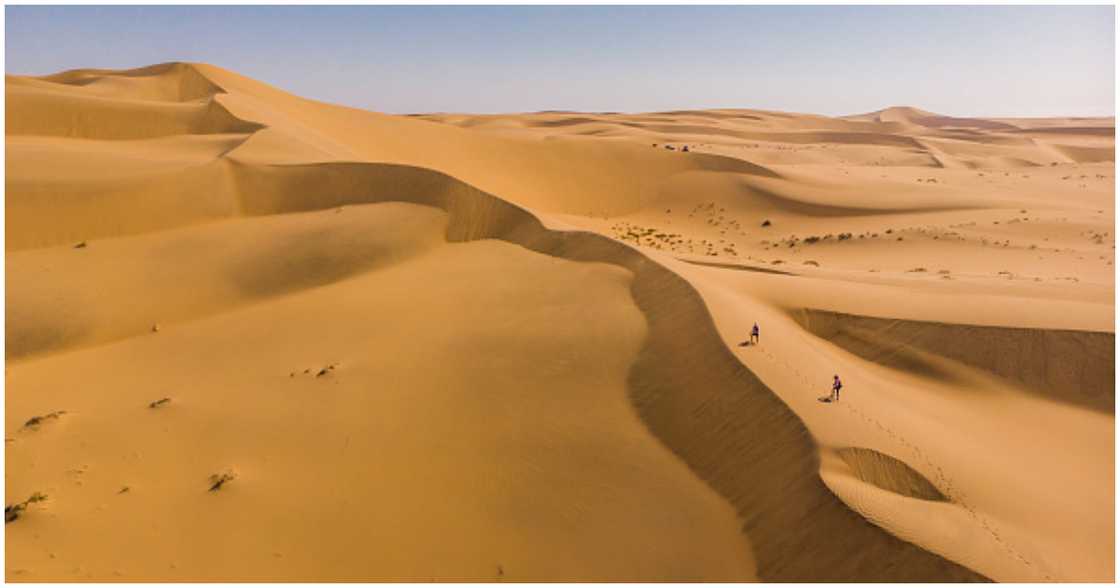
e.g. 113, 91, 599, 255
5, 63, 1114, 582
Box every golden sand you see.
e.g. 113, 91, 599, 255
6, 63, 1114, 581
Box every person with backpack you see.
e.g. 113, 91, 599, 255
831, 374, 843, 402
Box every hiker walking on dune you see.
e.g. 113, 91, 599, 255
831, 374, 843, 402
750, 322, 760, 344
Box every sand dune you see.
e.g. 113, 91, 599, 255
795, 310, 1114, 413
6, 63, 1114, 582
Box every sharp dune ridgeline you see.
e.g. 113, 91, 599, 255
5, 62, 1114, 582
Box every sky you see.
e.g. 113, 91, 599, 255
5, 5, 1115, 117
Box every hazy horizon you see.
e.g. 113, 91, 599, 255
6, 5, 1116, 118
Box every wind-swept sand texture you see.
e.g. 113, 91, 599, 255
6, 63, 1114, 582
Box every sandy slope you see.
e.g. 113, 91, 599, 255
6, 63, 1114, 581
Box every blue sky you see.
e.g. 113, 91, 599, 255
5, 5, 1115, 117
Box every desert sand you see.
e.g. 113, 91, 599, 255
5, 63, 1114, 582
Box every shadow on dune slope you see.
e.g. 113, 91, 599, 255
835, 447, 948, 502
225, 160, 988, 581
604, 258, 984, 581
7, 63, 263, 140
7, 88, 262, 140
35, 62, 227, 102
794, 309, 1115, 414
